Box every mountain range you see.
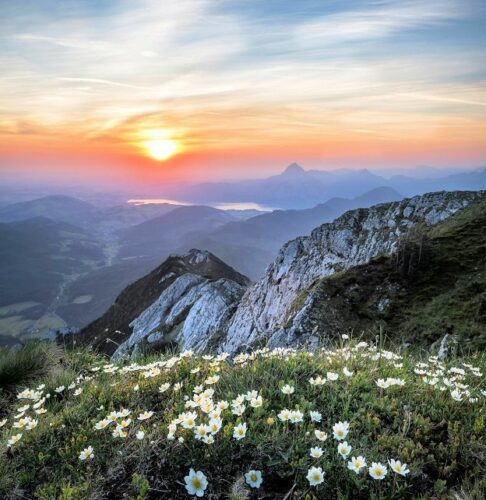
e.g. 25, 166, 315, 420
74, 190, 485, 358
1, 164, 485, 347
160, 163, 486, 209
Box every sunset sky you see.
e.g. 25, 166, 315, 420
1, 0, 486, 186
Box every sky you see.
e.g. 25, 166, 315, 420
0, 0, 485, 187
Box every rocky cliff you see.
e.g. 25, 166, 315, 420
74, 249, 249, 356
220, 190, 485, 353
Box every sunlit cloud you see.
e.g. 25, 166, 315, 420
0, 0, 485, 181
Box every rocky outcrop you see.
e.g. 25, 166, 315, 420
112, 275, 244, 359
220, 191, 485, 353
74, 249, 250, 356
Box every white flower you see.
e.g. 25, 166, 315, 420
208, 418, 222, 434
159, 383, 171, 393
309, 411, 322, 422
137, 411, 154, 421
136, 430, 145, 440
94, 419, 110, 430
369, 462, 388, 480
194, 424, 211, 440
25, 419, 38, 430
309, 376, 326, 386
310, 446, 323, 458
250, 396, 263, 408
347, 456, 367, 474
8, 433, 22, 447
117, 408, 131, 418
184, 469, 208, 497
278, 409, 291, 422
73, 388, 83, 396
281, 384, 295, 395
343, 367, 354, 377
205, 375, 219, 385
332, 421, 350, 440
118, 418, 131, 429
289, 410, 304, 423
0, 419, 7, 428
306, 466, 325, 486
233, 422, 247, 440
337, 441, 352, 458
35, 408, 47, 415
13, 417, 31, 429
451, 389, 463, 401
112, 427, 127, 438
244, 470, 263, 488
54, 386, 65, 393
314, 430, 328, 442
389, 459, 410, 476
203, 434, 215, 445
327, 372, 339, 381
217, 400, 229, 410
79, 446, 94, 461
231, 404, 246, 417
181, 412, 197, 429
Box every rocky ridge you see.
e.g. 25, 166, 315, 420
220, 190, 485, 353
75, 249, 249, 356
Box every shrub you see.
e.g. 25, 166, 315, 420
0, 341, 61, 394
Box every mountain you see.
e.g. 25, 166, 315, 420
273, 200, 486, 350
221, 190, 486, 353
159, 164, 388, 209
118, 205, 236, 259
0, 217, 105, 343
74, 249, 250, 356
97, 202, 179, 230
180, 187, 403, 279
159, 164, 486, 209
0, 195, 100, 227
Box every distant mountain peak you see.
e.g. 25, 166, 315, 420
282, 163, 305, 176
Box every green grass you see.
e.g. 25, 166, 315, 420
0, 341, 484, 499
0, 341, 61, 395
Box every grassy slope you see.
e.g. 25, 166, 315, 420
299, 201, 486, 349
0, 343, 484, 499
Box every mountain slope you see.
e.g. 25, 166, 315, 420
0, 195, 100, 227
270, 200, 486, 350
0, 217, 104, 343
180, 187, 403, 279
118, 205, 236, 259
221, 190, 486, 354
75, 249, 250, 355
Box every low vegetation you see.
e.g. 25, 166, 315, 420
0, 341, 61, 395
0, 340, 485, 499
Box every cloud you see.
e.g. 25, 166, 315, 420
0, 0, 484, 166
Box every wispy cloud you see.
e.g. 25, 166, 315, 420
0, 0, 484, 172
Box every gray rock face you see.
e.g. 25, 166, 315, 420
113, 274, 245, 359
220, 191, 484, 354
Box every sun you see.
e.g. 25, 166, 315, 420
144, 138, 178, 161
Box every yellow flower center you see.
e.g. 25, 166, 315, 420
250, 474, 257, 482
192, 478, 201, 489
